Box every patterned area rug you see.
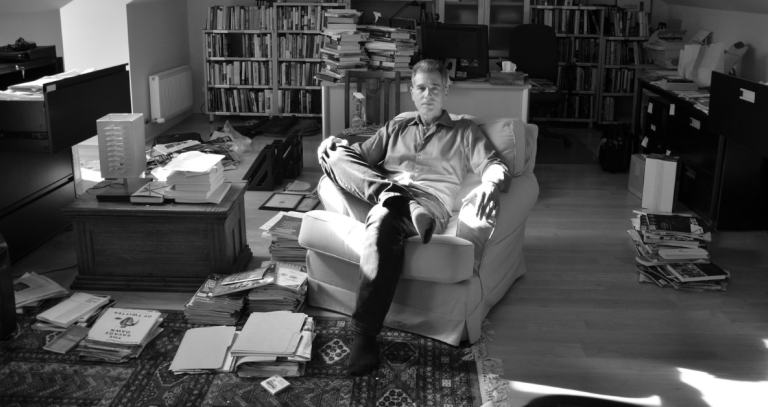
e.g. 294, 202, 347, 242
0, 312, 484, 407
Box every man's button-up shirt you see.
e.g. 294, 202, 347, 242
351, 110, 510, 212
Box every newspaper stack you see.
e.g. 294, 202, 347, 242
247, 262, 308, 313
360, 25, 418, 77
76, 308, 165, 363
231, 311, 315, 378
628, 211, 729, 292
184, 267, 275, 325
315, 9, 368, 83
13, 272, 68, 311
260, 211, 307, 264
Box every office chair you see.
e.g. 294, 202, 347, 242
508, 24, 574, 148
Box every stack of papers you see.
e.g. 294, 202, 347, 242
34, 292, 113, 332
76, 308, 165, 363
231, 311, 315, 378
13, 272, 68, 309
169, 326, 238, 374
260, 212, 307, 263
162, 153, 230, 204
184, 274, 252, 326
247, 262, 308, 313
0, 69, 94, 100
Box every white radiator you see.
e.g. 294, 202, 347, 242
149, 65, 193, 122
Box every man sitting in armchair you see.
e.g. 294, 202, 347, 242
318, 59, 511, 376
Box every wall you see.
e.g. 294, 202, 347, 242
0, 9, 64, 57
60, 0, 131, 71
662, 3, 768, 82
127, 0, 192, 141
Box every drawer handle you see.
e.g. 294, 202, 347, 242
690, 118, 700, 130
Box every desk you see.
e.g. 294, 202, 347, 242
632, 78, 766, 230
62, 182, 252, 292
321, 81, 530, 137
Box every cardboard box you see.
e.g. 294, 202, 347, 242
642, 154, 679, 213
628, 154, 647, 199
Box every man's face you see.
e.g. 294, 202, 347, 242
410, 71, 447, 121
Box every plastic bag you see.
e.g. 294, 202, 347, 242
209, 120, 253, 161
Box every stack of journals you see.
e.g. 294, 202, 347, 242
34, 292, 113, 332
164, 161, 230, 204
315, 9, 368, 83
169, 326, 238, 374
628, 211, 730, 292
231, 311, 315, 378
259, 211, 307, 263
247, 261, 308, 313
76, 308, 165, 363
184, 267, 275, 325
360, 25, 418, 77
13, 272, 68, 311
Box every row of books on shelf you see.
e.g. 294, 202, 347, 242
275, 5, 326, 31
628, 211, 729, 292
603, 68, 636, 93
207, 61, 271, 87
533, 94, 595, 120
204, 3, 274, 31
205, 32, 272, 58
207, 88, 273, 114
604, 40, 653, 65
277, 89, 322, 114
605, 8, 650, 37
557, 37, 600, 64
278, 61, 321, 87
277, 33, 323, 58
558, 65, 598, 92
531, 7, 602, 35
531, 0, 588, 5
601, 96, 617, 121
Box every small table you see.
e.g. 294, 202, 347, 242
62, 181, 252, 292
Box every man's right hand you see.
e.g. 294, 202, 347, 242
317, 136, 349, 164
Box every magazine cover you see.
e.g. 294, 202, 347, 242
87, 308, 162, 345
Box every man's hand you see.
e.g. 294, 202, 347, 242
463, 181, 500, 221
317, 136, 348, 164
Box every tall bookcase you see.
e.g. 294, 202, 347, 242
203, 1, 347, 121
527, 3, 651, 127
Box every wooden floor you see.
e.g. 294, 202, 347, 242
10, 119, 768, 407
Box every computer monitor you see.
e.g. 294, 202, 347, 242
419, 23, 489, 80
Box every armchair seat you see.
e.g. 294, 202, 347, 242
298, 114, 540, 345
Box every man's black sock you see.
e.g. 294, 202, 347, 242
346, 333, 380, 376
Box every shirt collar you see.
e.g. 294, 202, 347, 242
408, 110, 455, 129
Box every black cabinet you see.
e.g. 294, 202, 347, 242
634, 79, 766, 230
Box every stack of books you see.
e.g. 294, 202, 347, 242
315, 9, 368, 83
628, 211, 730, 292
184, 266, 275, 325
164, 161, 230, 204
360, 25, 418, 77
34, 292, 114, 332
260, 211, 307, 263
13, 272, 68, 312
246, 261, 308, 313
76, 308, 165, 363
231, 311, 315, 378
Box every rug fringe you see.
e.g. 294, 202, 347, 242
466, 319, 511, 407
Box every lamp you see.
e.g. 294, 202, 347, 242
95, 113, 148, 201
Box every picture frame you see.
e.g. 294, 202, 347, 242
259, 192, 304, 211
295, 195, 321, 212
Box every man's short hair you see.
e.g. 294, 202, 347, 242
412, 59, 449, 87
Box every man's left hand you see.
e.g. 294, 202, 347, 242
463, 182, 500, 221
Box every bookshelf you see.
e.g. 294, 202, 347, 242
203, 1, 347, 121
527, 2, 652, 127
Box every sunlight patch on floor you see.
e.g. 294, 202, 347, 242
506, 380, 661, 406
678, 368, 768, 407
